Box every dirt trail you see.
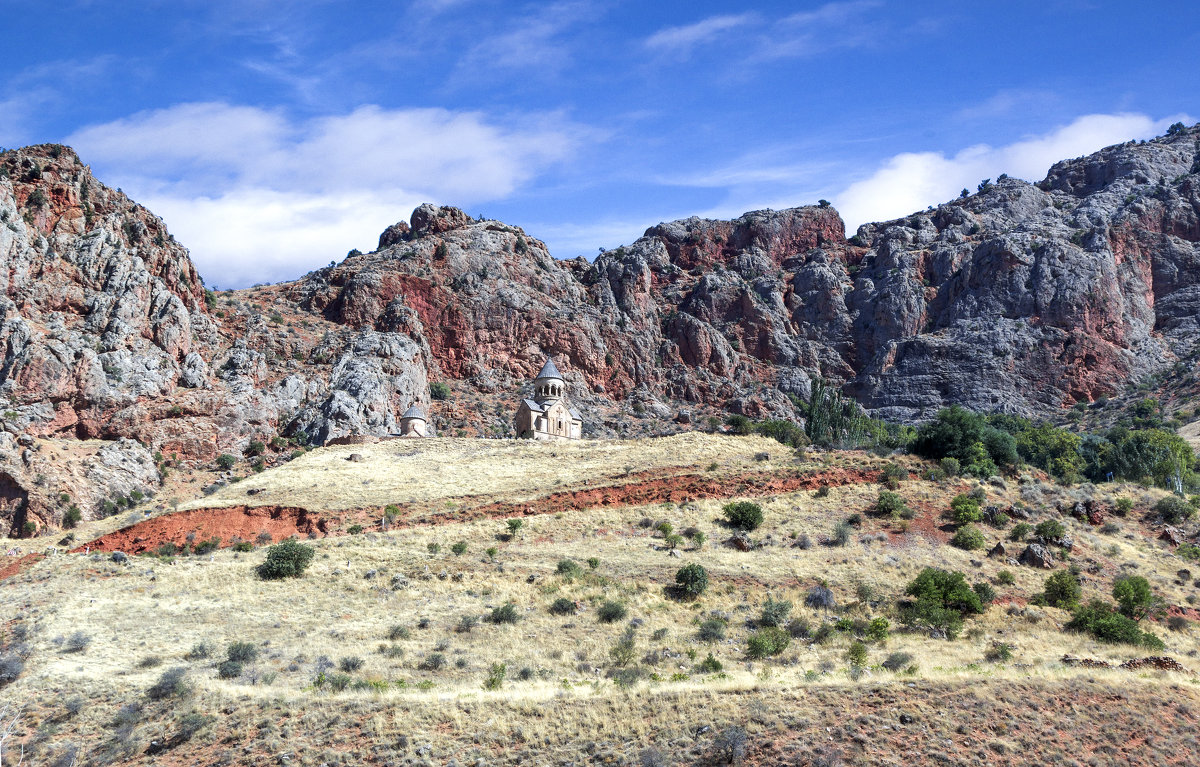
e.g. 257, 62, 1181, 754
64, 466, 880, 558
0, 552, 44, 581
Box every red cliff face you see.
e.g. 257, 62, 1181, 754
1, 125, 1200, 530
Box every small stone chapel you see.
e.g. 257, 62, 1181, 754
514, 358, 583, 440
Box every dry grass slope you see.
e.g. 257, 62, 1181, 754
2, 434, 1200, 765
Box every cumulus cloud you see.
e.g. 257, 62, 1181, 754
834, 112, 1192, 231
67, 102, 585, 286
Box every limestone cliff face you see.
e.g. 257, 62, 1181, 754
1, 126, 1198, 531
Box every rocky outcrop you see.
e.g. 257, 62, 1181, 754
1, 125, 1199, 530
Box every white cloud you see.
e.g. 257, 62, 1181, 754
67, 102, 586, 286
644, 13, 757, 54
834, 112, 1193, 231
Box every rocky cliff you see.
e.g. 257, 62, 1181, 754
1, 125, 1198, 532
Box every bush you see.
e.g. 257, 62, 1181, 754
147, 667, 192, 700
549, 598, 576, 615
430, 382, 451, 400
387, 625, 410, 641
587, 557, 600, 569
939, 457, 961, 477
1035, 519, 1066, 541
418, 653, 445, 671
450, 541, 468, 555
597, 601, 628, 623
483, 662, 506, 690
698, 619, 726, 642
215, 454, 236, 470
698, 653, 723, 673
62, 505, 82, 529
805, 584, 836, 611
1178, 542, 1200, 561
951, 524, 986, 550
65, 632, 91, 653
1067, 600, 1165, 649
193, 536, 221, 555
949, 494, 982, 525
217, 660, 243, 679
746, 626, 791, 658
846, 641, 868, 667
674, 563, 709, 598
226, 641, 259, 663
1114, 496, 1133, 516
996, 570, 1016, 586
902, 568, 984, 639
339, 656, 364, 672
1112, 575, 1160, 621
1156, 495, 1194, 524
556, 559, 583, 579
232, 540, 254, 552
759, 597, 792, 627
831, 521, 852, 546
185, 642, 212, 660
882, 651, 913, 672
488, 603, 520, 624
723, 501, 763, 531
256, 539, 315, 579
866, 616, 889, 641
0, 654, 24, 688
347, 524, 364, 535
973, 582, 996, 605
876, 491, 908, 518
1042, 570, 1082, 609
1009, 522, 1033, 542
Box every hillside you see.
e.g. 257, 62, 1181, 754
1, 126, 1199, 534
2, 434, 1199, 765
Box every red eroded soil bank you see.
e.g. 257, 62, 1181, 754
70, 466, 879, 558
74, 505, 327, 555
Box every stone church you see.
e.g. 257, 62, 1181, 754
514, 358, 583, 440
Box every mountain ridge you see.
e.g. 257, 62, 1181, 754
0, 124, 1198, 531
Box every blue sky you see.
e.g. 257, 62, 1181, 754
1, 0, 1196, 287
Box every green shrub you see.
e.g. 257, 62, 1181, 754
556, 559, 583, 579
1067, 600, 1165, 649
246, 440, 266, 456
996, 570, 1015, 586
450, 541, 468, 555
675, 563, 709, 598
488, 603, 520, 624
347, 524, 364, 535
698, 619, 726, 642
949, 494, 982, 525
232, 540, 254, 552
587, 556, 600, 569
226, 642, 259, 663
217, 660, 243, 679
427, 542, 440, 554
483, 662, 506, 690
846, 641, 868, 668
597, 601, 627, 623
759, 597, 792, 627
722, 501, 764, 531
387, 625, 410, 641
902, 568, 984, 638
62, 505, 82, 529
1042, 570, 1081, 609
698, 653, 723, 673
147, 667, 193, 700
430, 382, 451, 401
865, 617, 889, 642
1035, 519, 1066, 541
193, 537, 221, 555
831, 521, 852, 546
951, 524, 986, 550
746, 626, 791, 658
939, 457, 961, 477
1177, 542, 1200, 561
876, 491, 908, 518
215, 454, 236, 470
1009, 522, 1033, 542
882, 652, 914, 672
973, 582, 996, 605
256, 539, 314, 579
549, 598, 576, 615
1114, 497, 1133, 516
1112, 575, 1160, 621
1155, 495, 1194, 524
